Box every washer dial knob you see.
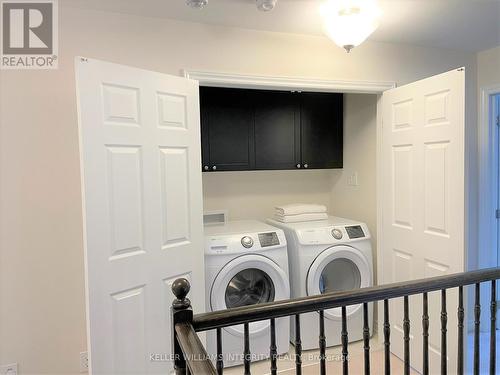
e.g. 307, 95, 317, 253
331, 228, 343, 240
241, 236, 254, 248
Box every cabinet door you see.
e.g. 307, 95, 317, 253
200, 87, 255, 171
300, 93, 343, 169
254, 90, 300, 170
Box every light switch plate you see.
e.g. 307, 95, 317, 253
0, 363, 18, 375
347, 172, 359, 186
79, 352, 88, 373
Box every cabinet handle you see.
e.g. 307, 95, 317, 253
296, 164, 301, 169
212, 166, 217, 171
204, 166, 209, 171
304, 163, 309, 169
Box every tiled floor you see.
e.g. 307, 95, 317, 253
225, 334, 418, 375
224, 330, 500, 374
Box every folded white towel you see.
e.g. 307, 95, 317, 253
273, 212, 328, 223
275, 203, 327, 216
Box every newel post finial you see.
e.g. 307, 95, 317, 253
171, 278, 193, 374
172, 278, 191, 309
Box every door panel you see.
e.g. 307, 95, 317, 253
381, 69, 465, 374
300, 92, 343, 169
254, 90, 300, 169
76, 58, 205, 374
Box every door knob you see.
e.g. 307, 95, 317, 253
204, 166, 209, 171
304, 163, 309, 169
212, 166, 217, 171
296, 164, 301, 169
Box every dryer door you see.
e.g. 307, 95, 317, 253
211, 254, 290, 337
307, 245, 371, 320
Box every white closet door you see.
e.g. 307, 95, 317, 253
380, 68, 465, 373
76, 58, 204, 374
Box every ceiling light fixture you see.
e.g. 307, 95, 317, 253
186, 0, 208, 9
320, 0, 382, 53
256, 0, 277, 12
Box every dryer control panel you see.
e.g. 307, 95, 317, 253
345, 225, 365, 239
296, 222, 370, 245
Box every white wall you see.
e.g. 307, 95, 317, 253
475, 45, 500, 270
0, 6, 477, 374
203, 169, 333, 220
329, 94, 378, 269
477, 46, 500, 89
473, 45, 500, 331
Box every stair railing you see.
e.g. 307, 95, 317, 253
171, 267, 500, 375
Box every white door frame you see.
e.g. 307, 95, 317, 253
478, 84, 500, 271
183, 70, 395, 94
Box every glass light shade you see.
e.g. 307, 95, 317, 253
186, 0, 208, 9
256, 0, 277, 12
320, 0, 382, 52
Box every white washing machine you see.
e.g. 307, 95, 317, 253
204, 220, 290, 367
267, 216, 373, 350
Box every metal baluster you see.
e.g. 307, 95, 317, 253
244, 322, 251, 375
216, 328, 223, 375
403, 296, 410, 375
490, 280, 497, 375
457, 286, 464, 375
422, 292, 429, 375
384, 299, 391, 375
441, 289, 447, 375
474, 283, 481, 375
342, 306, 349, 375
270, 318, 277, 375
295, 314, 302, 375
363, 303, 370, 375
319, 310, 326, 375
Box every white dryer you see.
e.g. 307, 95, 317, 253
204, 220, 290, 367
267, 216, 373, 350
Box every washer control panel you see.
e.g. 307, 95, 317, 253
258, 232, 280, 247
206, 227, 286, 254
241, 236, 254, 248
331, 228, 343, 240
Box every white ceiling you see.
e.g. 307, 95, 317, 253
62, 0, 500, 52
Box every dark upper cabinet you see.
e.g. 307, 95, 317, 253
200, 87, 254, 171
200, 87, 343, 171
253, 90, 301, 170
300, 92, 343, 169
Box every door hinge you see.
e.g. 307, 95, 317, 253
496, 115, 500, 127
496, 209, 500, 219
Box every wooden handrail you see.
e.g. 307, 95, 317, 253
175, 323, 217, 375
192, 267, 500, 331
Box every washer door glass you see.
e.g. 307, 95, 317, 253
211, 254, 290, 337
319, 258, 361, 294
225, 268, 275, 308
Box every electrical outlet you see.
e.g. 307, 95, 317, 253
79, 352, 88, 373
0, 363, 18, 375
